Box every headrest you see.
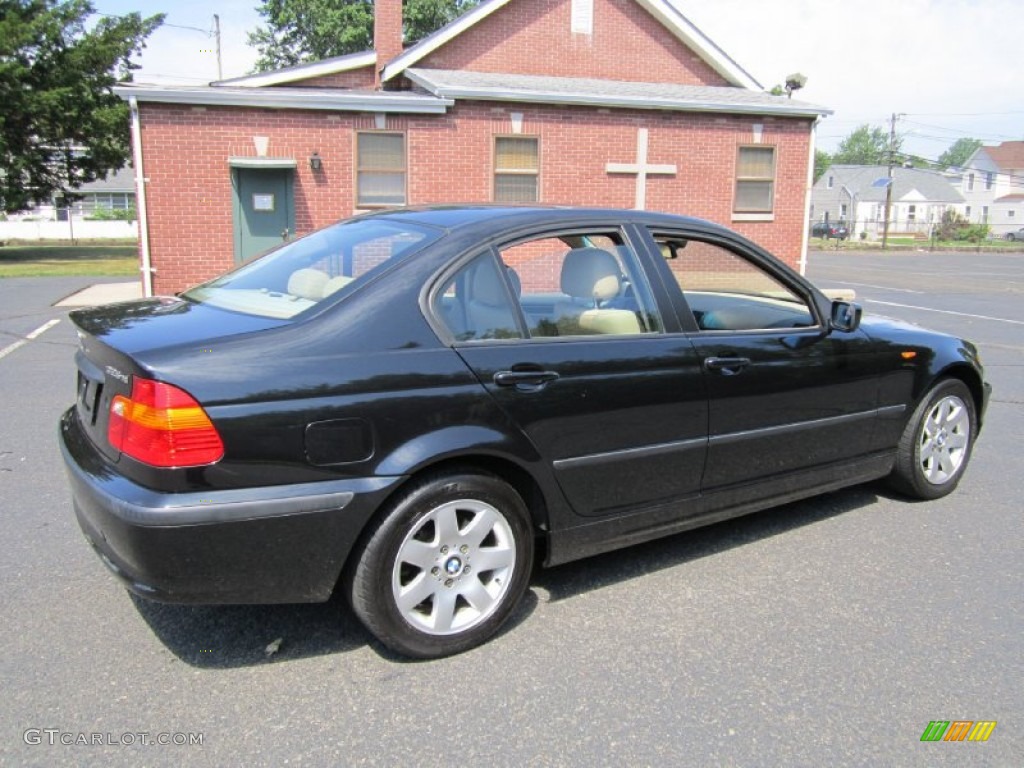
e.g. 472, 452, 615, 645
561, 248, 622, 300
471, 262, 508, 307
287, 268, 329, 300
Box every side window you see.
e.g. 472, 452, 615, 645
654, 234, 816, 332
433, 254, 523, 342
498, 231, 662, 338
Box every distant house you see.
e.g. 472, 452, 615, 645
114, 0, 830, 295
959, 141, 1024, 235
810, 165, 964, 240
7, 165, 136, 222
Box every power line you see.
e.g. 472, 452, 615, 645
94, 11, 213, 36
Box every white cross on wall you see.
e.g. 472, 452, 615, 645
605, 128, 677, 210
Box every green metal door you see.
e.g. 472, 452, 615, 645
233, 168, 294, 262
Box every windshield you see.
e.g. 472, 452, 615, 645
182, 217, 440, 319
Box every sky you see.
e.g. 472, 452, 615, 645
95, 0, 1024, 161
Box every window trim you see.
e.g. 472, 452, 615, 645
732, 144, 776, 220
354, 130, 408, 209
492, 135, 540, 203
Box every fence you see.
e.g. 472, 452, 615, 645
0, 218, 138, 242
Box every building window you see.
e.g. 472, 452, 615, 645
840, 203, 848, 218
982, 206, 989, 223
908, 204, 916, 222
985, 172, 994, 190
965, 206, 972, 218
827, 175, 834, 189
356, 132, 406, 207
1010, 210, 1016, 219
493, 137, 539, 203
966, 173, 975, 192
734, 146, 775, 214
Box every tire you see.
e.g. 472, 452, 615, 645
889, 379, 976, 500
1008, 233, 1017, 242
346, 471, 534, 658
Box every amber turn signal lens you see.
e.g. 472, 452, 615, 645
108, 379, 224, 468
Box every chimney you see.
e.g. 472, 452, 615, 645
374, 0, 404, 87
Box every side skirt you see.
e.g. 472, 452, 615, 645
544, 452, 894, 567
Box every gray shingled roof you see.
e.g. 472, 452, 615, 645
76, 165, 136, 193
405, 68, 831, 118
819, 165, 964, 203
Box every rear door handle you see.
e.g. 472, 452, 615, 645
703, 357, 751, 375
493, 369, 559, 391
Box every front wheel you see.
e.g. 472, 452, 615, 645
346, 471, 534, 658
889, 379, 976, 499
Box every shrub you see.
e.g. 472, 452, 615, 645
934, 210, 988, 242
85, 207, 137, 221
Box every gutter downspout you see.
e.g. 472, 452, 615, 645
799, 118, 818, 276
128, 96, 154, 297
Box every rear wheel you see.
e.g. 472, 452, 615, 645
347, 471, 533, 658
889, 379, 976, 499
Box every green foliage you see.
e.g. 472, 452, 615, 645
934, 209, 989, 243
0, 1, 163, 213
84, 206, 136, 220
814, 149, 831, 182
248, 0, 479, 72
956, 223, 990, 243
832, 124, 899, 166
937, 138, 982, 170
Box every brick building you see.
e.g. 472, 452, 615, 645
116, 0, 830, 295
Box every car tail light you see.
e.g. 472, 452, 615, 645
108, 379, 224, 467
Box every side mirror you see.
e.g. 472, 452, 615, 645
830, 300, 862, 332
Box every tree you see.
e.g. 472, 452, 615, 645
0, 1, 163, 213
831, 124, 899, 166
937, 137, 982, 170
249, 0, 479, 72
814, 149, 831, 182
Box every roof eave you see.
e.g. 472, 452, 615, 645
214, 51, 377, 87
113, 85, 452, 113
634, 0, 761, 89
403, 74, 829, 118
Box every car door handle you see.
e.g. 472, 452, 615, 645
493, 369, 560, 390
703, 357, 751, 375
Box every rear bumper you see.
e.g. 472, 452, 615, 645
60, 408, 402, 604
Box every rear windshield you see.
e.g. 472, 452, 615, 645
182, 218, 440, 319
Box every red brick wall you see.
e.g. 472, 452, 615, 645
413, 0, 730, 86
137, 101, 810, 294
283, 67, 377, 89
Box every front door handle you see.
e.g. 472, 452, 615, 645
493, 369, 559, 391
703, 356, 751, 375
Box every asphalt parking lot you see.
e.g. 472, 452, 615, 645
1, 252, 1020, 766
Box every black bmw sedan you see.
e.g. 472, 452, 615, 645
60, 206, 990, 658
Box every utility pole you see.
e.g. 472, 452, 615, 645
214, 15, 223, 81
882, 112, 899, 250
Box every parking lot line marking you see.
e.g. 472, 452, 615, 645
0, 318, 61, 361
866, 300, 1024, 326
833, 281, 924, 294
